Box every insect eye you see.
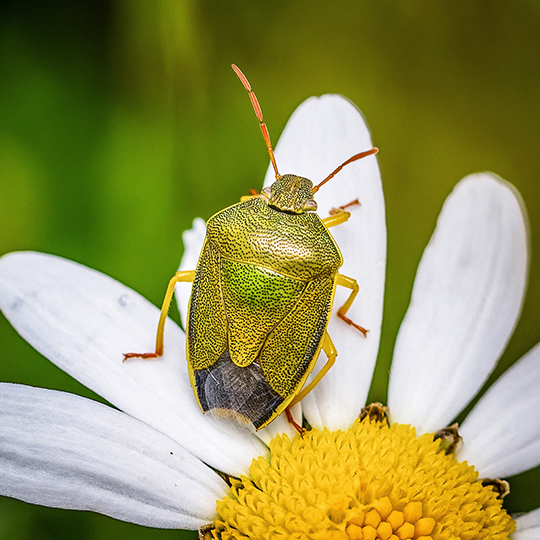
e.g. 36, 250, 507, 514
303, 200, 318, 212
261, 186, 272, 199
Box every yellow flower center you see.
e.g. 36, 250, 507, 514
205, 417, 514, 539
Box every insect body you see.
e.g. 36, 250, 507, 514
189, 177, 341, 429
124, 65, 378, 431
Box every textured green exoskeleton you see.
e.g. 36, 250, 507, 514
124, 65, 377, 431
187, 177, 342, 429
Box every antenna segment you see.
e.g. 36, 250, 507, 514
312, 147, 379, 194
232, 64, 281, 180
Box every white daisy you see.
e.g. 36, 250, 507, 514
0, 95, 538, 539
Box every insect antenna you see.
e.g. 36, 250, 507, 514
312, 147, 379, 194
232, 64, 281, 180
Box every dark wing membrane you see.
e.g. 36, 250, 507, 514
260, 275, 335, 398
187, 239, 228, 370
194, 349, 284, 430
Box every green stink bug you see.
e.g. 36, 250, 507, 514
125, 65, 378, 431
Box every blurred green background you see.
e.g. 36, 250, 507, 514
1, 1, 539, 538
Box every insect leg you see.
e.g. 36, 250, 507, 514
322, 199, 361, 228
288, 331, 337, 407
322, 211, 351, 228
123, 270, 195, 361
240, 188, 261, 202
285, 407, 305, 435
335, 274, 368, 336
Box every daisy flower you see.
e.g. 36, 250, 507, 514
0, 95, 539, 539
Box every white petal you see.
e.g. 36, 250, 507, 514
177, 217, 206, 328
0, 383, 227, 529
514, 508, 540, 539
458, 342, 540, 478
513, 529, 540, 540
262, 95, 386, 430
513, 528, 540, 540
388, 174, 529, 434
0, 252, 266, 476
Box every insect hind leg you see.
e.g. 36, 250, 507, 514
288, 331, 337, 408
285, 407, 305, 435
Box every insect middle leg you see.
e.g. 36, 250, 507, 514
123, 270, 195, 360
336, 273, 368, 336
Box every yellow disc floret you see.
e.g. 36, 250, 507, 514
206, 417, 514, 539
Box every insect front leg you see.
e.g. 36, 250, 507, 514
288, 331, 337, 408
240, 188, 261, 202
335, 273, 368, 336
322, 200, 360, 228
123, 270, 195, 361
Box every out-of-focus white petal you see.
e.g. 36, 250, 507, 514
388, 174, 528, 434
0, 383, 227, 529
0, 252, 266, 476
514, 508, 540, 539
262, 94, 385, 430
459, 342, 540, 478
177, 217, 206, 328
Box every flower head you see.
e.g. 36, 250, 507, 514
0, 95, 539, 538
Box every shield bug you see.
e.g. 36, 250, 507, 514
124, 65, 378, 431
